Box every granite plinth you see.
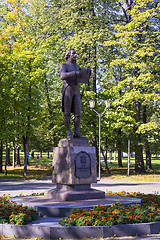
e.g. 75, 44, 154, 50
45, 188, 105, 201
10, 195, 141, 218
52, 138, 97, 185
59, 138, 89, 147
50, 138, 104, 201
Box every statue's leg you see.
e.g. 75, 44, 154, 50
64, 115, 72, 139
73, 116, 84, 138
73, 89, 84, 138
63, 86, 72, 139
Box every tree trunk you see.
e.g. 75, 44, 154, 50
127, 134, 130, 176
6, 144, 12, 166
104, 138, 108, 169
114, 143, 116, 161
134, 134, 145, 172
145, 140, 152, 170
93, 45, 97, 94
0, 141, 3, 173
23, 136, 28, 176
101, 146, 111, 175
117, 129, 123, 167
143, 105, 152, 170
15, 146, 21, 166
118, 151, 122, 167
134, 100, 145, 172
13, 143, 15, 168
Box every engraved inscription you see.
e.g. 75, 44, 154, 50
80, 156, 86, 164
75, 152, 91, 178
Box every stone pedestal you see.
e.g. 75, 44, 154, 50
45, 138, 105, 201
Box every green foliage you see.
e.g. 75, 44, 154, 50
0, 0, 160, 175
102, 0, 160, 169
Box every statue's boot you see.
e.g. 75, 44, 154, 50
64, 116, 72, 139
73, 116, 84, 138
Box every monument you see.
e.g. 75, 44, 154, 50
45, 49, 105, 201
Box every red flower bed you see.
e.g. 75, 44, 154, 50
0, 195, 38, 225
59, 191, 160, 226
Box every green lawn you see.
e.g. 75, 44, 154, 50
101, 157, 160, 182
0, 151, 160, 182
0, 151, 52, 181
2, 151, 52, 165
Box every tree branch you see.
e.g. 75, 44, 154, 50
118, 1, 129, 23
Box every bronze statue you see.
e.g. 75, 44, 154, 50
60, 48, 91, 139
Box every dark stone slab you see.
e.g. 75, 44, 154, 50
10, 194, 141, 217
149, 222, 160, 234
50, 226, 103, 239
52, 137, 98, 202
102, 226, 114, 238
57, 184, 91, 190
0, 224, 50, 239
52, 146, 97, 185
37, 206, 73, 217
45, 188, 105, 201
59, 138, 89, 147
111, 223, 151, 237
1, 221, 160, 239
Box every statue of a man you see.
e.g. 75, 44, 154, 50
60, 48, 91, 139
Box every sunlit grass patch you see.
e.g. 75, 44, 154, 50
101, 158, 160, 182
0, 164, 52, 181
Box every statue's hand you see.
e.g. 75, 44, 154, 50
76, 70, 82, 78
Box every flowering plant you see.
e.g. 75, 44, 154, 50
0, 194, 38, 225
59, 191, 160, 226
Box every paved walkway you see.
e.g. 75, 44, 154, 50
93, 180, 160, 195
3, 235, 160, 240
0, 177, 160, 240
0, 177, 160, 196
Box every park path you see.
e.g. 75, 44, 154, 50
0, 176, 160, 196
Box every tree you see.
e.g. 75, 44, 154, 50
0, 0, 57, 175
104, 0, 160, 172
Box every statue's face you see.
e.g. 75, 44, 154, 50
69, 49, 77, 62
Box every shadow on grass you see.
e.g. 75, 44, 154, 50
0, 164, 52, 181
101, 161, 160, 182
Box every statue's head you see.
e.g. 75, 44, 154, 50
65, 48, 77, 61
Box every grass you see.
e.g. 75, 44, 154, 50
2, 151, 52, 165
101, 157, 160, 182
0, 152, 160, 182
0, 164, 52, 181
0, 151, 52, 181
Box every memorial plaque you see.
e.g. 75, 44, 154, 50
75, 151, 91, 178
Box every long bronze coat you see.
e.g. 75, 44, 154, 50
60, 62, 81, 113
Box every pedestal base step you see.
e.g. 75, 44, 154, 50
45, 188, 105, 201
